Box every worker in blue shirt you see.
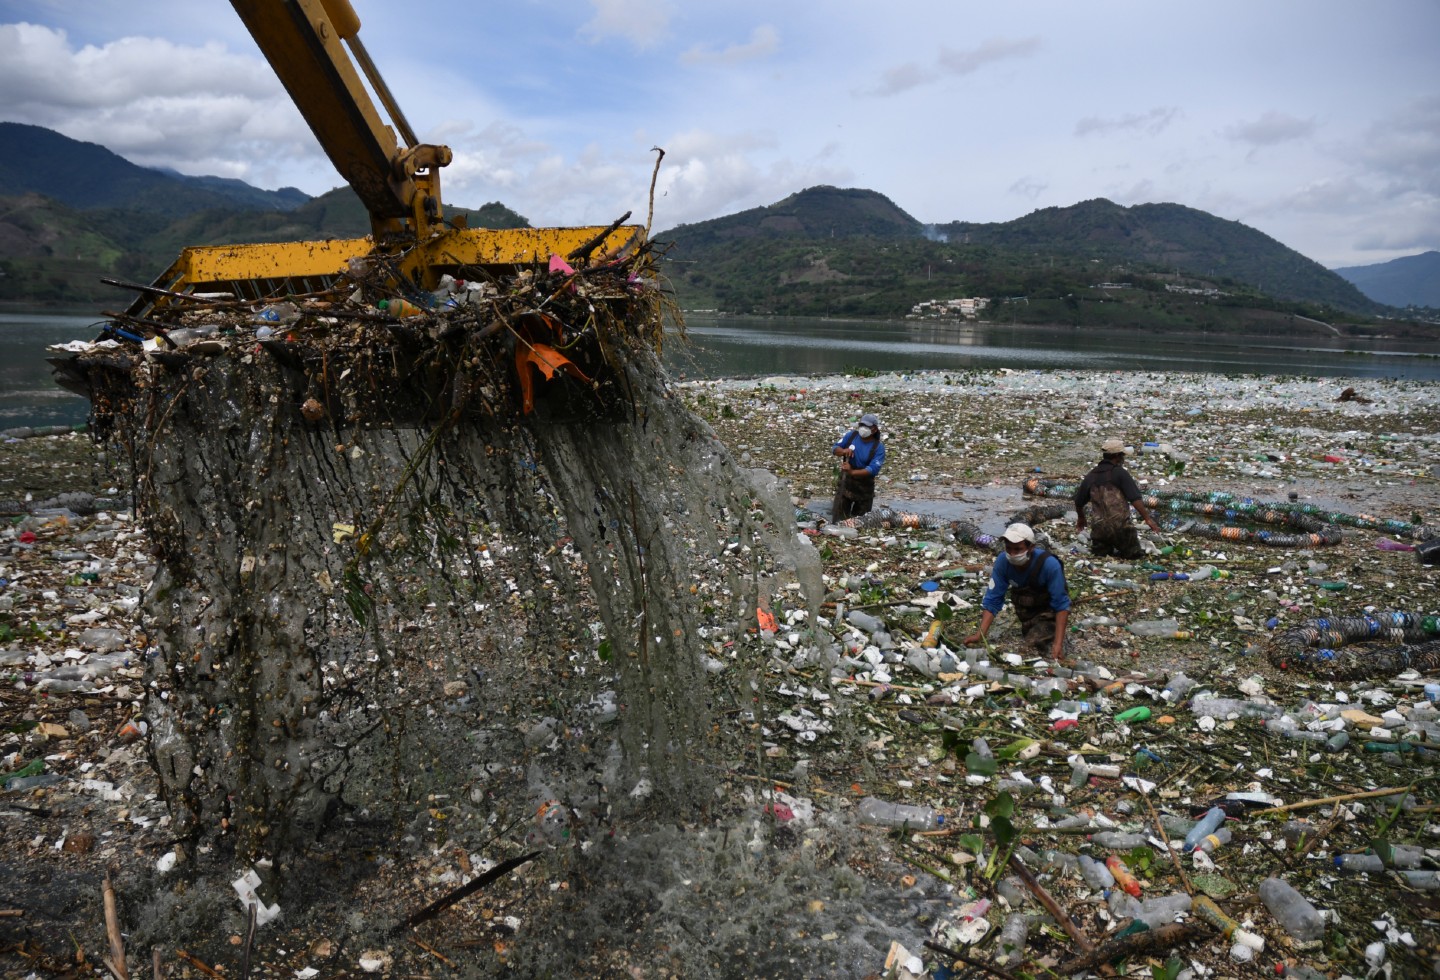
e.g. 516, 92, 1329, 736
830, 412, 886, 519
963, 522, 1071, 660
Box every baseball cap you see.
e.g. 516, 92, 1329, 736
1101, 438, 1133, 454
859, 413, 879, 428
1001, 522, 1035, 544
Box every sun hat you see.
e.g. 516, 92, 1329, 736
1001, 522, 1035, 544
859, 413, 880, 428
1101, 437, 1133, 454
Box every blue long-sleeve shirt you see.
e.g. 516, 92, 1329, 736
981, 551, 1071, 615
833, 431, 886, 476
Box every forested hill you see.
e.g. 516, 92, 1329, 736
655, 187, 1404, 332
936, 199, 1376, 314
0, 122, 308, 215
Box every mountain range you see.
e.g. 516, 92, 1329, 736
0, 123, 1433, 328
1334, 251, 1440, 309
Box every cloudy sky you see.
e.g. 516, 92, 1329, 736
2, 0, 1436, 268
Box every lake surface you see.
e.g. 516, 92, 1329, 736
4, 309, 1438, 430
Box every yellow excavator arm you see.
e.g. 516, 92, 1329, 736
127, 0, 641, 312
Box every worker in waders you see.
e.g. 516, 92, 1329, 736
830, 412, 886, 520
1074, 437, 1162, 559
963, 523, 1071, 661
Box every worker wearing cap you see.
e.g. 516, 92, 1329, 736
831, 412, 886, 519
1074, 437, 1161, 559
964, 523, 1070, 660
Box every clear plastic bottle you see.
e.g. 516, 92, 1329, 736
1099, 578, 1142, 590
1190, 697, 1281, 720
1324, 731, 1350, 752
846, 610, 883, 633
856, 797, 944, 831
1400, 870, 1440, 890
1162, 672, 1197, 702
1128, 618, 1181, 637
1194, 827, 1232, 854
1078, 854, 1115, 890
1183, 807, 1226, 852
1090, 831, 1150, 849
1259, 878, 1324, 942
995, 912, 1028, 965
1056, 698, 1105, 714
1334, 853, 1384, 873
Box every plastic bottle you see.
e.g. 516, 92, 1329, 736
1194, 827, 1232, 854
1400, 870, 1440, 890
1162, 673, 1196, 703
1263, 721, 1327, 744
1334, 853, 1384, 873
1090, 831, 1150, 849
1114, 706, 1151, 724
1374, 537, 1415, 552
1183, 807, 1227, 852
1384, 844, 1427, 869
1258, 878, 1324, 942
378, 297, 425, 317
846, 610, 884, 633
856, 797, 944, 831
3, 773, 63, 791
1277, 963, 1331, 979
1106, 855, 1142, 897
995, 912, 1028, 965
1192, 896, 1265, 951
1190, 698, 1281, 720
1078, 854, 1115, 890
1056, 699, 1104, 714
1136, 892, 1193, 928
1099, 578, 1142, 590
1127, 618, 1182, 638
1149, 571, 1191, 581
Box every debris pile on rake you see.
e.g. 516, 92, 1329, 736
65, 244, 670, 430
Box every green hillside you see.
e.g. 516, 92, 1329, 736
0, 188, 532, 306
653, 187, 1429, 336
0, 122, 306, 215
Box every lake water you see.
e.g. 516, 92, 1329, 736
5, 309, 1438, 430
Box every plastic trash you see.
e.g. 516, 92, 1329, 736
846, 610, 884, 633
856, 797, 944, 831
377, 297, 425, 317
995, 912, 1028, 965
1334, 853, 1384, 873
1374, 537, 1415, 552
4, 773, 63, 791
1259, 878, 1324, 942
1106, 855, 1142, 897
1127, 619, 1188, 639
1078, 854, 1115, 890
1400, 870, 1440, 890
1190, 697, 1281, 720
1192, 895, 1264, 951
1162, 673, 1196, 703
1090, 831, 1149, 849
1099, 578, 1142, 590
1194, 827, 1232, 854
1182, 807, 1226, 852
1114, 706, 1151, 724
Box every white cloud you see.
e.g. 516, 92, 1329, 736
1222, 110, 1317, 149
1075, 107, 1180, 138
679, 24, 778, 66
579, 0, 673, 50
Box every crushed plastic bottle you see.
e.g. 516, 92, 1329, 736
995, 912, 1028, 965
1078, 854, 1115, 890
1162, 672, 1196, 703
1190, 697, 1281, 720
1194, 827, 1232, 854
1127, 618, 1189, 639
846, 610, 884, 634
1259, 878, 1324, 942
1090, 831, 1150, 849
856, 797, 944, 831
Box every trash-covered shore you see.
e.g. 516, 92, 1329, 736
2, 366, 1439, 979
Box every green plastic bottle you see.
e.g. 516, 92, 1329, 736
1115, 706, 1151, 723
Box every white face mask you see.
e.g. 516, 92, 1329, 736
857, 426, 874, 439
1007, 548, 1031, 567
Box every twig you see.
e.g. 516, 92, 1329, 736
399, 851, 541, 931
1252, 784, 1416, 815
1138, 787, 1193, 895
1006, 853, 1094, 953
174, 950, 224, 979
0, 909, 22, 917
922, 939, 1019, 980
240, 901, 257, 980
565, 211, 633, 263
103, 871, 129, 980
1056, 921, 1205, 974
411, 937, 456, 968
152, 947, 163, 980
643, 147, 665, 241
1297, 807, 1348, 861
